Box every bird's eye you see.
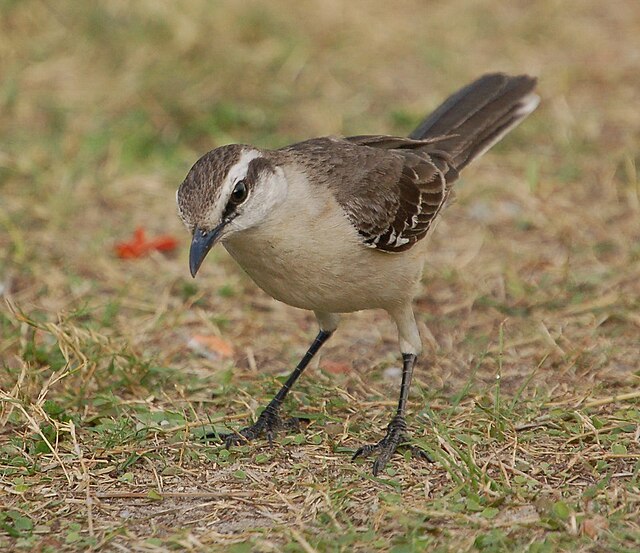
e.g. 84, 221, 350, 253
230, 180, 248, 204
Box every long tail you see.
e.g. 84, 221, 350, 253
409, 73, 539, 171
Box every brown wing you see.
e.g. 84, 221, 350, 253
342, 135, 457, 252
343, 74, 538, 251
281, 135, 456, 253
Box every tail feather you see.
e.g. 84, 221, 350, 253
409, 73, 539, 171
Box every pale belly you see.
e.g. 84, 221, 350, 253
223, 229, 426, 314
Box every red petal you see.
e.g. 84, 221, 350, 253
149, 236, 179, 252
115, 228, 179, 258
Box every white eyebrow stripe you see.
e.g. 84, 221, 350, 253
226, 150, 261, 189
210, 149, 261, 222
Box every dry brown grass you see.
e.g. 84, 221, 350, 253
1, 1, 640, 551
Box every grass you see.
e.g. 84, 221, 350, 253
1, 0, 640, 551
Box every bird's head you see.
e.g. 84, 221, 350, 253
176, 144, 286, 277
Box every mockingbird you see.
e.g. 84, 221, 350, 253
177, 73, 539, 475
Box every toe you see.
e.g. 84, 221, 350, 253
372, 451, 393, 476
352, 443, 377, 461
224, 433, 245, 448
410, 446, 434, 463
265, 428, 276, 446
371, 438, 400, 475
282, 417, 302, 432
203, 430, 219, 441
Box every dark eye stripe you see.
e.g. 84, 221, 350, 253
245, 157, 274, 183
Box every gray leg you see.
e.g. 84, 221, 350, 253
219, 329, 333, 446
352, 353, 430, 475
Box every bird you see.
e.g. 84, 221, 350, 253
176, 73, 539, 475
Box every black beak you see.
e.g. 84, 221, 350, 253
189, 223, 226, 277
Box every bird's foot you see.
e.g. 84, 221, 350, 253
213, 405, 301, 447
352, 415, 431, 475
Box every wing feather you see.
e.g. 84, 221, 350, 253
343, 136, 455, 252
282, 135, 455, 253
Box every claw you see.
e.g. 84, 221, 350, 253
352, 443, 377, 461
224, 434, 241, 447
353, 416, 431, 475
206, 406, 303, 447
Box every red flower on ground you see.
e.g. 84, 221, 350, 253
115, 227, 179, 259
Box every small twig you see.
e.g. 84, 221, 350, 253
143, 455, 163, 493
358, 400, 397, 407
158, 412, 251, 434
0, 357, 28, 427
581, 391, 640, 409
492, 514, 541, 528
515, 415, 554, 431
603, 453, 640, 459
290, 528, 319, 553
407, 506, 482, 524
566, 424, 625, 444
68, 421, 94, 537
88, 491, 255, 499
3, 395, 71, 484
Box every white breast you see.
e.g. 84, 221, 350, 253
223, 165, 427, 314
